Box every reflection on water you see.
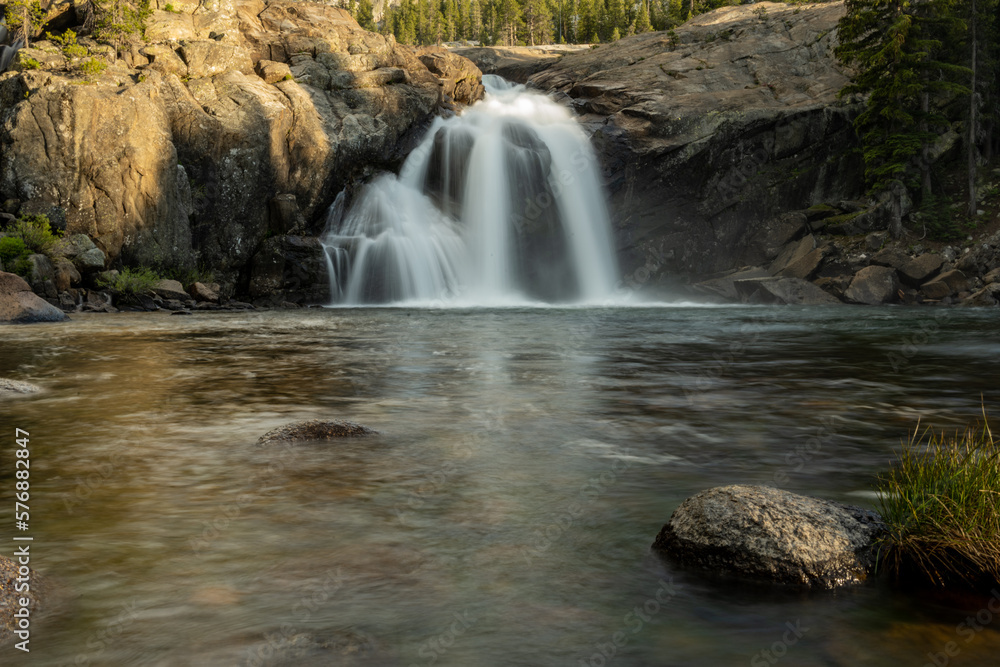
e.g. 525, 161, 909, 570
1, 306, 999, 666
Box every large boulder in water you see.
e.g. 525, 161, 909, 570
0, 555, 44, 647
0, 271, 67, 323
652, 485, 886, 589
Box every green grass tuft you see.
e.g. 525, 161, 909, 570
876, 416, 1000, 588
97, 266, 161, 304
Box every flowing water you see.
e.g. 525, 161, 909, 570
2, 306, 1000, 666
322, 75, 619, 306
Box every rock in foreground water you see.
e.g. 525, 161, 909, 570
0, 555, 43, 647
652, 485, 886, 589
257, 420, 377, 445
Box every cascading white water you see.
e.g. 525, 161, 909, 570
322, 74, 620, 306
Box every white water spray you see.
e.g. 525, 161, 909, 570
322, 74, 619, 306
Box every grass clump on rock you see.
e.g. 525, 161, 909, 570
876, 418, 1000, 588
97, 266, 160, 304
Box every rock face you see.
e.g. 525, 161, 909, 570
257, 419, 377, 445
528, 3, 863, 279
844, 265, 900, 305
453, 45, 587, 83
652, 485, 886, 589
0, 271, 67, 323
0, 2, 484, 296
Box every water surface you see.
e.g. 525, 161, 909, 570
2, 306, 999, 666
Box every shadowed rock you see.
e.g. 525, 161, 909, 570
652, 485, 886, 589
0, 271, 67, 323
257, 419, 377, 445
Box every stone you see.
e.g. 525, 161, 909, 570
257, 419, 377, 446
179, 41, 253, 79
864, 232, 888, 253
870, 248, 909, 272
27, 254, 57, 298
652, 485, 886, 588
53, 257, 81, 292
733, 276, 841, 305
768, 235, 814, 275
778, 246, 826, 281
960, 284, 1000, 307
844, 266, 900, 305
141, 44, 189, 78
255, 59, 292, 84
0, 378, 42, 396
268, 194, 304, 234
813, 275, 851, 301
189, 281, 220, 303
693, 267, 771, 301
985, 267, 1000, 285
74, 247, 107, 273
416, 46, 485, 105
0, 271, 67, 323
921, 269, 968, 300
900, 253, 943, 284
151, 279, 189, 301
56, 234, 97, 259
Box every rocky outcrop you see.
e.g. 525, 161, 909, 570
529, 2, 864, 282
0, 271, 67, 322
652, 485, 886, 589
0, 1, 484, 298
257, 419, 377, 445
416, 46, 485, 105
453, 44, 588, 83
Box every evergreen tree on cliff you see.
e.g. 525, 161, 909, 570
5, 0, 45, 48
634, 0, 652, 33
356, 0, 376, 31
835, 0, 969, 234
522, 0, 553, 45
90, 0, 152, 59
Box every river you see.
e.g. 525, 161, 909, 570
2, 305, 999, 666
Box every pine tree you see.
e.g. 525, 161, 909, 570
836, 0, 969, 234
497, 0, 521, 44
522, 0, 552, 45
356, 0, 376, 31
91, 0, 151, 59
634, 0, 652, 33
5, 0, 45, 48
469, 0, 483, 41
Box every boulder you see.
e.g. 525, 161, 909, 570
151, 279, 189, 301
257, 419, 377, 445
178, 41, 253, 78
651, 485, 886, 589
870, 247, 909, 272
53, 257, 81, 291
0, 271, 67, 323
984, 267, 1000, 285
900, 253, 943, 284
141, 44, 188, 78
961, 283, 1000, 307
416, 46, 485, 105
844, 266, 899, 305
693, 267, 771, 301
189, 281, 220, 303
255, 59, 292, 84
733, 276, 841, 305
920, 269, 968, 300
28, 253, 58, 298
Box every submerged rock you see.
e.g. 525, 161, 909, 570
0, 271, 67, 323
652, 485, 886, 589
0, 378, 42, 396
257, 419, 377, 445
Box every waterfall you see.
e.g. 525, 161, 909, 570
322, 74, 620, 306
